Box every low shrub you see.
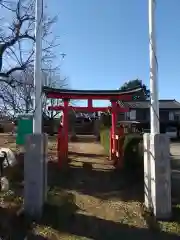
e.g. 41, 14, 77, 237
100, 128, 144, 179
100, 113, 111, 128
123, 133, 143, 178
100, 127, 110, 154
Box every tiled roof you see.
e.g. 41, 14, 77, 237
121, 100, 180, 109
43, 86, 142, 96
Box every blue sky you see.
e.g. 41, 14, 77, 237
48, 0, 180, 106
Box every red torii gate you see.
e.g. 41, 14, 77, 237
43, 86, 142, 168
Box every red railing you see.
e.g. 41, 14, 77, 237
109, 127, 124, 169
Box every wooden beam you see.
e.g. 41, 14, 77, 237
46, 93, 132, 101
48, 106, 129, 112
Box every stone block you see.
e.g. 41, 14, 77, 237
24, 134, 47, 218
143, 133, 151, 209
43, 134, 48, 202
150, 134, 171, 219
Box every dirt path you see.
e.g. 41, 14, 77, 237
45, 135, 169, 240
62, 137, 147, 238
0, 135, 179, 239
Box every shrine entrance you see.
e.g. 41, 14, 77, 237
43, 86, 141, 168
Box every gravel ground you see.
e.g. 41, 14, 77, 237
0, 134, 179, 239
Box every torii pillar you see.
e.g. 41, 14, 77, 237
111, 100, 117, 160
63, 99, 69, 161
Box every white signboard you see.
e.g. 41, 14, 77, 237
169, 112, 174, 121
130, 110, 136, 120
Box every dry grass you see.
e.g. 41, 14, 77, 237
0, 134, 179, 239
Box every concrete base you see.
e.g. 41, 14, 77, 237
43, 134, 48, 202
143, 133, 151, 209
24, 133, 47, 218
143, 133, 172, 220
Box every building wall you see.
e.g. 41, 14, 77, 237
159, 110, 170, 121
137, 109, 178, 122
118, 108, 180, 122
118, 113, 125, 121
136, 109, 148, 121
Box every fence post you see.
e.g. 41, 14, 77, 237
109, 128, 113, 160
24, 133, 47, 218
150, 134, 172, 219
144, 133, 172, 219
57, 125, 62, 167
144, 133, 151, 209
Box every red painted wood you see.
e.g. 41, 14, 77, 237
57, 125, 62, 167
63, 100, 69, 161
48, 105, 129, 112
88, 99, 93, 108
111, 101, 117, 164
46, 92, 132, 101
109, 127, 113, 161
116, 127, 124, 169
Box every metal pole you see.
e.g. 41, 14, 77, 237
149, 0, 159, 134
33, 0, 43, 133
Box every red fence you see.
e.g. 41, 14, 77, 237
109, 126, 126, 169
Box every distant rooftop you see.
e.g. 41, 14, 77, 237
122, 100, 180, 109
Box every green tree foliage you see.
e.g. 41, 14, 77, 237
120, 79, 150, 100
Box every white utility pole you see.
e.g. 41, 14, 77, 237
143, 0, 172, 220
149, 0, 159, 133
33, 0, 43, 133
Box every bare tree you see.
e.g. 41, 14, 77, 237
0, 67, 34, 117
0, 0, 67, 117
42, 67, 68, 120
0, 65, 68, 118
0, 0, 60, 84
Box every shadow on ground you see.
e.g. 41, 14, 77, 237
0, 162, 180, 240
69, 151, 106, 159
0, 195, 180, 239
0, 149, 180, 239
48, 160, 144, 202
46, 156, 180, 239
37, 199, 180, 240
70, 135, 99, 143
